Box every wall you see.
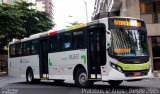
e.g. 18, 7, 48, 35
125, 0, 141, 18
147, 24, 160, 36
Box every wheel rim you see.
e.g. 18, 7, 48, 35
79, 72, 87, 85
27, 72, 32, 82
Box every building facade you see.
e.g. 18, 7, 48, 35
0, 0, 24, 4
0, 0, 54, 22
93, 0, 160, 76
35, 0, 54, 22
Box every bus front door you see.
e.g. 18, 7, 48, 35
87, 24, 106, 80
39, 39, 49, 78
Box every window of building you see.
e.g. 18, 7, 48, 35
140, 0, 153, 14
152, 37, 160, 70
140, 0, 160, 23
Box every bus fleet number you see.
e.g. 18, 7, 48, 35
69, 54, 79, 60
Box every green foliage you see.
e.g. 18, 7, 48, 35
0, 1, 54, 49
66, 21, 82, 27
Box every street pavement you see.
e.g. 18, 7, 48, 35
0, 76, 160, 94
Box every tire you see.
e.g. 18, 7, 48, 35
108, 80, 123, 86
75, 69, 94, 88
54, 80, 64, 84
26, 69, 35, 84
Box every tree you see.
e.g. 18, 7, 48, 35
0, 1, 54, 49
0, 3, 25, 48
15, 1, 54, 37
66, 21, 82, 27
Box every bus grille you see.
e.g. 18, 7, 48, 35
123, 69, 149, 77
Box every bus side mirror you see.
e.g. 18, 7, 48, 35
106, 30, 111, 49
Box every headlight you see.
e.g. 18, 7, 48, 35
117, 66, 122, 72
110, 62, 123, 72
111, 63, 116, 69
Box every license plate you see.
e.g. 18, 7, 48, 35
133, 72, 141, 76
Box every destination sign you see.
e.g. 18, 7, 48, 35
108, 18, 145, 29
114, 48, 131, 54
114, 20, 141, 27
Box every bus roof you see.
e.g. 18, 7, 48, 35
109, 16, 141, 20
49, 24, 86, 36
9, 16, 143, 45
9, 24, 87, 45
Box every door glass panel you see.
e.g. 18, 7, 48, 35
40, 39, 48, 75
87, 25, 106, 78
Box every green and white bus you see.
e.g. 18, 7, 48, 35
8, 17, 151, 87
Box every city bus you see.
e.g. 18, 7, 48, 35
8, 17, 151, 87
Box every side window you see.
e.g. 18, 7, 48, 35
31, 40, 38, 55
50, 35, 60, 52
23, 42, 30, 55
73, 30, 84, 49
10, 45, 16, 57
16, 43, 22, 56
61, 32, 72, 50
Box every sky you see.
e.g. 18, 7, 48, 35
53, 0, 95, 30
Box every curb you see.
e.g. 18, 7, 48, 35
143, 77, 160, 81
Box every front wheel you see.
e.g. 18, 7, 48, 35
108, 80, 123, 86
75, 69, 94, 88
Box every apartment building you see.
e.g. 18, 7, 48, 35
93, 0, 160, 75
35, 0, 54, 21
0, 0, 54, 22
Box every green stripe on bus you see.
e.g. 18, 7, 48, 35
81, 55, 86, 64
48, 59, 53, 66
117, 62, 150, 71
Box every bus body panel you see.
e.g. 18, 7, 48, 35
100, 53, 118, 81
101, 55, 152, 81
48, 49, 87, 80
8, 55, 40, 79
99, 17, 151, 81
20, 55, 40, 79
107, 67, 152, 80
8, 57, 21, 77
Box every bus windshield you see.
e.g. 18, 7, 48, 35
108, 28, 149, 57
